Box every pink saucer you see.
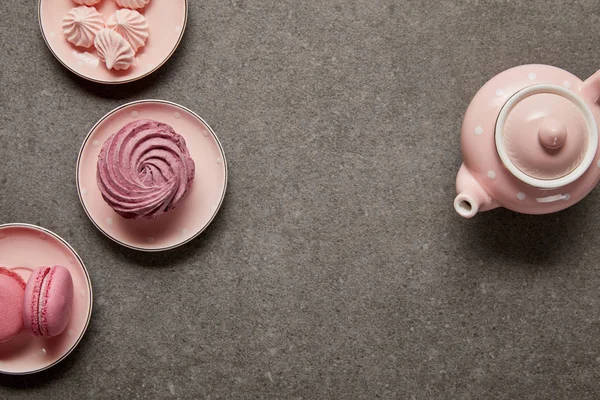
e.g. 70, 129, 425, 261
38, 0, 188, 84
0, 224, 92, 375
77, 100, 228, 252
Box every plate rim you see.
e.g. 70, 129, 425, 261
76, 99, 229, 252
0, 223, 94, 376
37, 0, 189, 85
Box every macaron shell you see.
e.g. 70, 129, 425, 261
0, 268, 26, 343
23, 266, 74, 338
0, 267, 26, 289
23, 267, 49, 336
42, 266, 74, 337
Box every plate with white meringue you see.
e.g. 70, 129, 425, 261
38, 0, 187, 84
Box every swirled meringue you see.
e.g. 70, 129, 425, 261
114, 0, 150, 10
62, 6, 104, 48
72, 0, 102, 5
97, 120, 196, 220
94, 28, 135, 70
107, 9, 149, 52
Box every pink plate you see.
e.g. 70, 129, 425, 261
77, 100, 228, 252
0, 224, 93, 375
38, 0, 188, 84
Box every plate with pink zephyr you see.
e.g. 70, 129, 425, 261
77, 100, 228, 252
0, 223, 93, 375
38, 0, 188, 84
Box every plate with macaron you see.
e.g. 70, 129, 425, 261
38, 0, 188, 84
77, 100, 228, 252
0, 224, 92, 375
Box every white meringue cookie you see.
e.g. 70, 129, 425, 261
107, 9, 149, 52
114, 0, 150, 10
72, 0, 103, 5
62, 6, 104, 48
94, 28, 135, 71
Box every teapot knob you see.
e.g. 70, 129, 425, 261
538, 118, 567, 150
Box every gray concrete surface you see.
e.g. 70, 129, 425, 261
2, 0, 600, 398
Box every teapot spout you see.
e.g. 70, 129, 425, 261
454, 164, 497, 218
582, 69, 600, 104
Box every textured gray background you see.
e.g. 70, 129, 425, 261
2, 0, 600, 398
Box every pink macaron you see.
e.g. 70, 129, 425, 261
23, 265, 74, 338
0, 267, 26, 343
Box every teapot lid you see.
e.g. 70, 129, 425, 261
495, 84, 598, 189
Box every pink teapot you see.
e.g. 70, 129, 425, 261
455, 64, 600, 218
